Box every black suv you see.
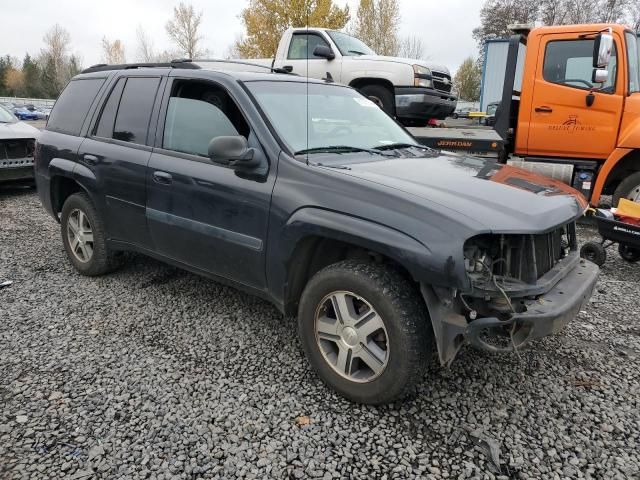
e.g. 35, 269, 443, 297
36, 61, 598, 404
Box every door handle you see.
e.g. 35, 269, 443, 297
535, 106, 553, 113
83, 154, 99, 166
153, 171, 173, 185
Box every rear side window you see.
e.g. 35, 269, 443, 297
47, 78, 105, 135
112, 77, 161, 145
94, 78, 126, 138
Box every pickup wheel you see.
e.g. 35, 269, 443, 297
298, 260, 432, 404
359, 85, 394, 117
60, 192, 117, 276
613, 171, 640, 206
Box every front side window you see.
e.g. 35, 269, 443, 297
246, 81, 418, 155
112, 77, 161, 145
625, 32, 640, 93
162, 80, 249, 157
47, 78, 105, 135
327, 30, 375, 56
287, 34, 330, 60
543, 39, 617, 92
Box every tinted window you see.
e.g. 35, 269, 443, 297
544, 39, 617, 91
47, 78, 105, 135
288, 34, 330, 60
162, 80, 249, 157
113, 77, 161, 144
94, 78, 125, 138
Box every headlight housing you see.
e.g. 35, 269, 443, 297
413, 64, 432, 88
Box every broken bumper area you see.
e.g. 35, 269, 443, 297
422, 258, 599, 365
466, 259, 599, 353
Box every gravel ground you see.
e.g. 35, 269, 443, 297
1, 186, 639, 480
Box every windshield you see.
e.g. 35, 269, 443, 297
487, 104, 498, 115
626, 32, 640, 93
326, 31, 376, 56
246, 81, 419, 155
0, 105, 17, 123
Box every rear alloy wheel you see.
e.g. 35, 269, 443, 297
298, 260, 433, 404
613, 171, 640, 207
618, 244, 640, 263
61, 192, 118, 276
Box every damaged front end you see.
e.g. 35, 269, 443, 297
422, 222, 599, 365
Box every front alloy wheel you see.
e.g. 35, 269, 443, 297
315, 291, 389, 383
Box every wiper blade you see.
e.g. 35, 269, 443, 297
348, 50, 367, 55
295, 145, 394, 156
374, 143, 422, 150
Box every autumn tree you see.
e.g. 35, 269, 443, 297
454, 57, 481, 102
4, 68, 25, 96
398, 35, 426, 60
40, 24, 75, 96
353, 0, 400, 56
101, 37, 126, 64
235, 0, 350, 58
166, 2, 204, 59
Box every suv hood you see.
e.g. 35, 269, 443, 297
352, 55, 449, 74
326, 152, 586, 233
0, 120, 40, 140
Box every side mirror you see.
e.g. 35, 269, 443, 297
593, 32, 613, 68
592, 68, 609, 84
208, 136, 258, 168
313, 45, 335, 60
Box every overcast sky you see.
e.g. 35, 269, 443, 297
2, 0, 483, 74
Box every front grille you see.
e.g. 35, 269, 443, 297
1, 139, 35, 160
432, 71, 452, 93
466, 223, 577, 285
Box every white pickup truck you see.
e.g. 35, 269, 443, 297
240, 28, 457, 124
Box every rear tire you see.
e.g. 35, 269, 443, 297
618, 244, 640, 263
61, 192, 118, 276
580, 241, 607, 266
358, 84, 395, 117
298, 260, 433, 405
613, 171, 640, 207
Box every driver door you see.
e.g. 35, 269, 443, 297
526, 32, 624, 159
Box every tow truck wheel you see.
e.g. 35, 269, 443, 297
580, 241, 607, 266
298, 260, 433, 405
613, 171, 640, 207
358, 84, 394, 117
618, 244, 640, 263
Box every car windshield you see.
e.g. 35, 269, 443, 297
0, 105, 17, 123
326, 31, 376, 56
626, 31, 640, 94
487, 104, 498, 115
246, 81, 419, 156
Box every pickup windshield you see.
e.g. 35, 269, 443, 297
245, 81, 419, 155
0, 105, 17, 123
626, 32, 640, 93
326, 31, 376, 56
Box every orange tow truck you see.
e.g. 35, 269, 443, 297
410, 24, 640, 207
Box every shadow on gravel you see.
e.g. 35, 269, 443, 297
0, 182, 36, 199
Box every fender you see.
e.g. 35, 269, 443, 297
47, 158, 99, 221
269, 207, 469, 311
590, 148, 633, 205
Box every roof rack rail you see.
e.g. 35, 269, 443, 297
193, 58, 296, 75
81, 59, 201, 74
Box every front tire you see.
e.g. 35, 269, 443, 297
580, 241, 607, 266
358, 84, 395, 117
61, 192, 117, 276
613, 171, 640, 207
298, 260, 433, 404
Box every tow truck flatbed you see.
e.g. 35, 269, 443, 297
408, 127, 505, 158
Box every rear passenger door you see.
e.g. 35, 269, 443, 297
79, 74, 163, 246
146, 76, 274, 289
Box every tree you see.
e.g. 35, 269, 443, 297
0, 55, 16, 96
472, 0, 539, 49
353, 0, 400, 56
398, 35, 426, 60
101, 37, 126, 64
235, 0, 350, 58
136, 26, 156, 62
4, 68, 25, 96
165, 2, 204, 59
40, 24, 74, 96
454, 57, 481, 102
22, 54, 42, 97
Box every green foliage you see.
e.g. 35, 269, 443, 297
454, 57, 481, 102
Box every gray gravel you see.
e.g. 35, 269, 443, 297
1, 186, 639, 479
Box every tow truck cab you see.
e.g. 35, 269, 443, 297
411, 24, 640, 207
